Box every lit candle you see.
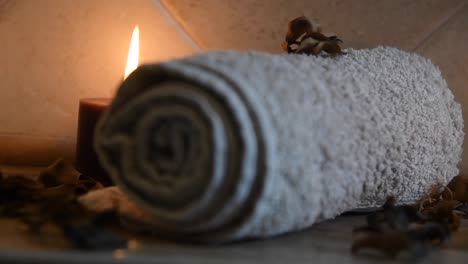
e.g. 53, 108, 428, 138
75, 26, 139, 186
124, 26, 140, 80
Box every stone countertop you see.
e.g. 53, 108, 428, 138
1, 167, 467, 263
0, 215, 467, 264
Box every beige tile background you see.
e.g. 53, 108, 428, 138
0, 0, 198, 166
161, 0, 468, 174
161, 0, 466, 51
1, 0, 468, 174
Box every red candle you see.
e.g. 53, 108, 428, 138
75, 98, 112, 186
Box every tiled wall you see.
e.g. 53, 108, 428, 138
1, 0, 468, 174
0, 0, 198, 166
163, 0, 468, 174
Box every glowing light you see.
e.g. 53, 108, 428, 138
124, 26, 139, 79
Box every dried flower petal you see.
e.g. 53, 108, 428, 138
62, 210, 127, 250
0, 159, 118, 250
0, 174, 42, 202
444, 175, 468, 203
38, 158, 81, 187
282, 16, 344, 56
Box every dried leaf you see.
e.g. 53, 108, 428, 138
62, 210, 127, 250
444, 175, 468, 203
0, 174, 42, 203
282, 16, 345, 56
38, 158, 81, 187
0, 159, 117, 250
283, 16, 316, 50
352, 174, 468, 259
425, 200, 462, 231
351, 231, 421, 258
354, 196, 423, 233
454, 203, 468, 218
406, 222, 451, 245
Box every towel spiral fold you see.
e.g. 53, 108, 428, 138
95, 62, 276, 237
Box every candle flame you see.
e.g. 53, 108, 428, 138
124, 26, 139, 79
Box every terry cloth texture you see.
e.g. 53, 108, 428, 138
94, 47, 464, 243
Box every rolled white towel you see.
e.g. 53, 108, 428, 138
94, 47, 464, 242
